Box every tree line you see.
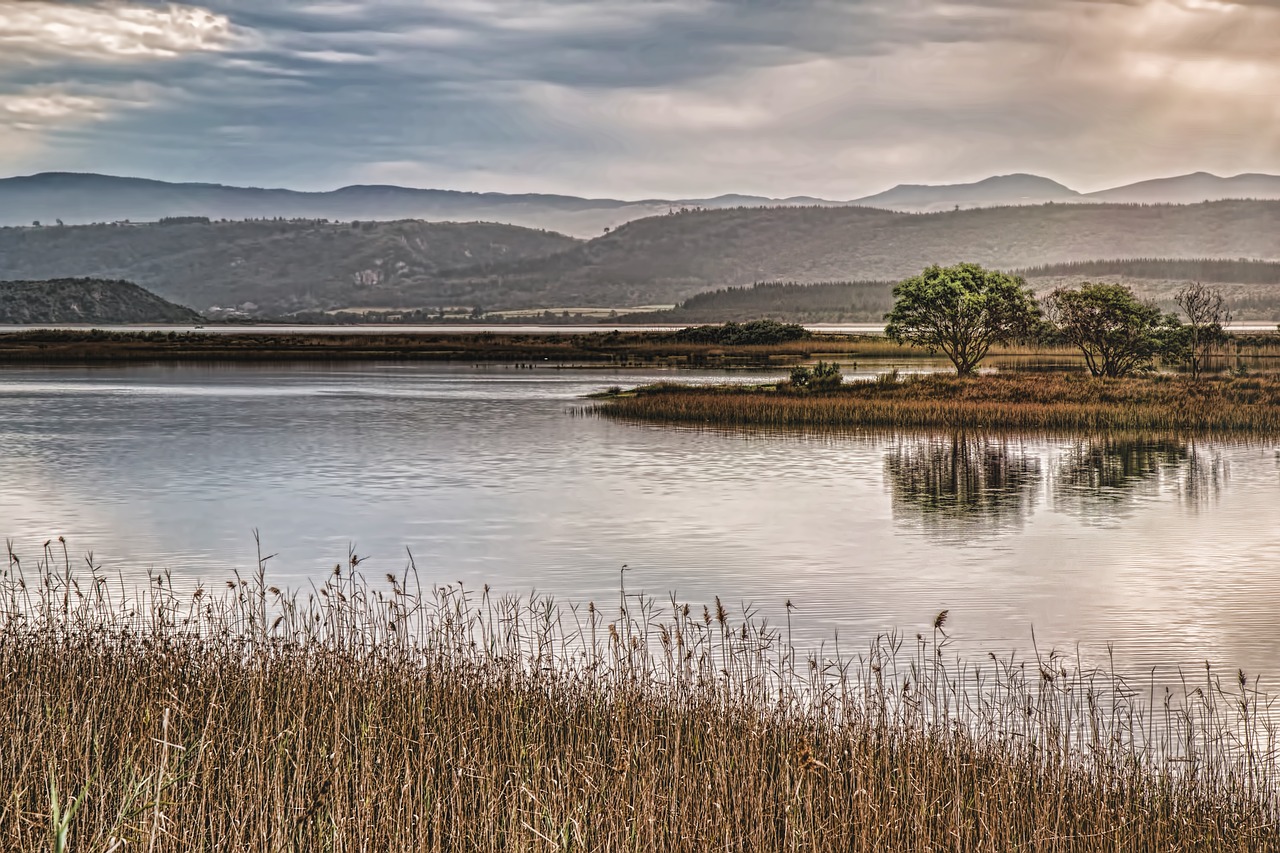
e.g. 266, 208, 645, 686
1017, 258, 1280, 285
885, 263, 1232, 378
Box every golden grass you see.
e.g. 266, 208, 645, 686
598, 373, 1280, 433
3, 543, 1279, 851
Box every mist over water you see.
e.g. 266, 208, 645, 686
3, 362, 1280, 682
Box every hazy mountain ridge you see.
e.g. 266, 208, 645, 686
0, 173, 832, 238
3, 171, 1280, 235
1083, 172, 1280, 205
852, 174, 1081, 212
0, 278, 202, 324
2, 201, 1277, 315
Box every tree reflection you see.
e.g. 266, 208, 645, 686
1052, 437, 1228, 519
884, 433, 1043, 538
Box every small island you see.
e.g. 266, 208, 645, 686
598, 265, 1280, 434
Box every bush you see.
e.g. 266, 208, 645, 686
668, 320, 810, 346
790, 360, 843, 390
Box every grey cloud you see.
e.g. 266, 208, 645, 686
0, 0, 1277, 196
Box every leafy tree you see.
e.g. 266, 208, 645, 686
1046, 283, 1182, 377
1174, 282, 1231, 379
884, 263, 1040, 376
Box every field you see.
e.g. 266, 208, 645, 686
597, 373, 1280, 433
3, 547, 1277, 851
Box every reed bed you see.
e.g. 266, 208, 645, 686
3, 543, 1279, 851
598, 373, 1280, 433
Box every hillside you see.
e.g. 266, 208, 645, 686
0, 278, 202, 324
623, 259, 1280, 324
3, 202, 1279, 316
0, 219, 580, 314
443, 201, 1280, 308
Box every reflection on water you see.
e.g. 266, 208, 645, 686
887, 434, 1232, 536
2, 363, 1280, 686
1054, 437, 1229, 519
885, 434, 1042, 537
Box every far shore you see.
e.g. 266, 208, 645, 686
0, 328, 863, 366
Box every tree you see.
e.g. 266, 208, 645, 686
884, 263, 1040, 376
1046, 283, 1181, 377
1175, 282, 1231, 379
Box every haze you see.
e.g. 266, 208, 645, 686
1, 0, 1277, 199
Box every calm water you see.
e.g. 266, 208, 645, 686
3, 362, 1280, 680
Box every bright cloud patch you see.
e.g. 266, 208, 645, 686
0, 1, 233, 63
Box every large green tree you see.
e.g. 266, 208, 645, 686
884, 263, 1040, 376
1046, 283, 1182, 377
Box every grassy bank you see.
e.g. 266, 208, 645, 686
2, 548, 1277, 851
598, 374, 1280, 433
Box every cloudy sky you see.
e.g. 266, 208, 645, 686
0, 0, 1277, 198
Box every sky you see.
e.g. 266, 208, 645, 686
0, 0, 1277, 199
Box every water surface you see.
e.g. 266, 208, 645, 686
2, 362, 1279, 681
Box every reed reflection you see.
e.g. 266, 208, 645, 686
884, 433, 1043, 538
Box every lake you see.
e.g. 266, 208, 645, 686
3, 362, 1280, 682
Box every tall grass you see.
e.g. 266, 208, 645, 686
3, 542, 1278, 851
598, 374, 1280, 433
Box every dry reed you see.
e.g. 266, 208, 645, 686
598, 373, 1280, 433
3, 541, 1278, 851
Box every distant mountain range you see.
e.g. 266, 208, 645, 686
2, 171, 1279, 236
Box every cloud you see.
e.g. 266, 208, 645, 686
0, 2, 234, 169
0, 1, 234, 64
0, 0, 1277, 197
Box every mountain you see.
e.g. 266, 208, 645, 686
2, 200, 1277, 315
8, 171, 1280, 238
433, 200, 1280, 308
0, 219, 580, 314
852, 174, 1081, 212
0, 173, 840, 238
0, 278, 202, 324
1085, 172, 1280, 205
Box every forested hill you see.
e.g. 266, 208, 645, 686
0, 219, 580, 314
442, 201, 1280, 308
0, 279, 202, 324
1, 202, 1278, 315
623, 259, 1280, 324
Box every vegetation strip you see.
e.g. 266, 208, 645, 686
597, 374, 1280, 433
0, 325, 840, 365
4, 547, 1277, 851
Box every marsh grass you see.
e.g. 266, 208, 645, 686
598, 373, 1280, 433
3, 541, 1279, 851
